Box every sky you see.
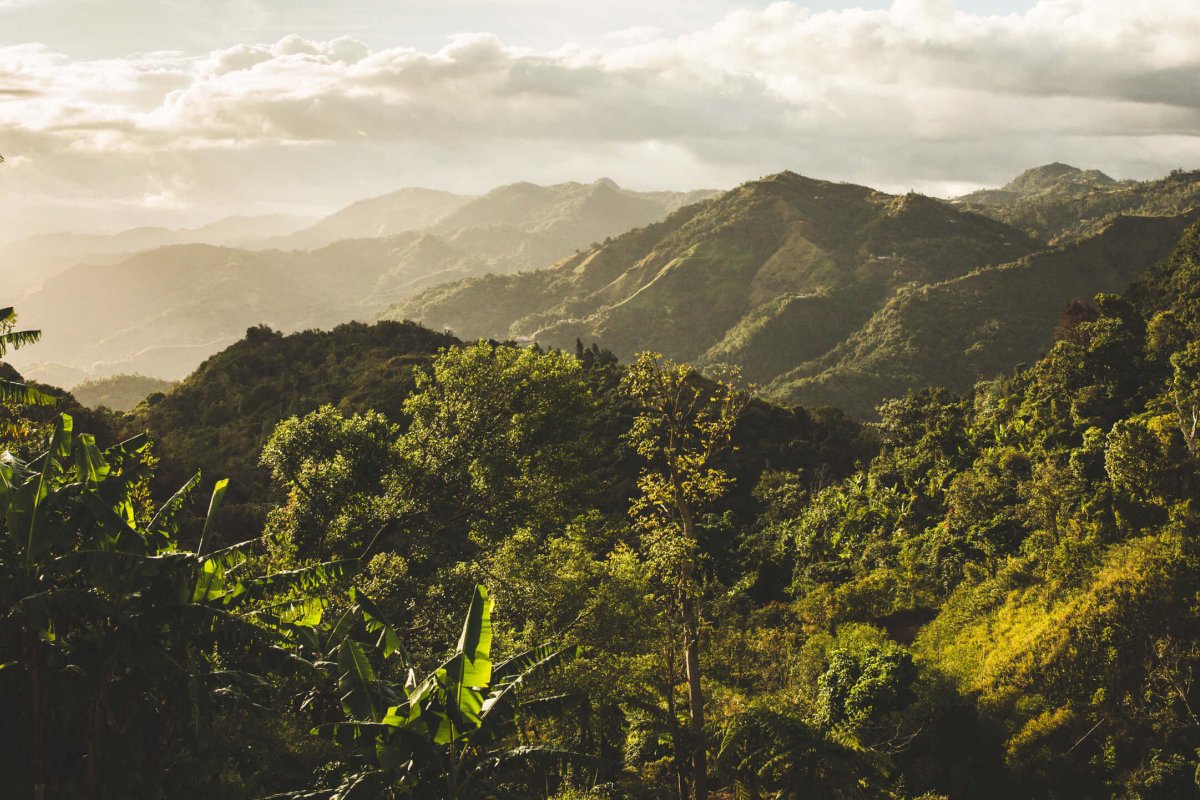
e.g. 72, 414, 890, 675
1, 0, 1198, 237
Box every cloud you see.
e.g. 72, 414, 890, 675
1, 0, 1199, 234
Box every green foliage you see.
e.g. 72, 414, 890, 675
0, 413, 349, 799
15, 209, 1200, 800
400, 341, 599, 545
128, 320, 458, 543
262, 404, 401, 561
283, 584, 583, 799
623, 353, 749, 595
0, 306, 55, 434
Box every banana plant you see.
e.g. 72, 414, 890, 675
0, 306, 54, 435
282, 585, 583, 800
0, 413, 355, 800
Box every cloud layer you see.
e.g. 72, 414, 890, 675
2, 0, 1199, 235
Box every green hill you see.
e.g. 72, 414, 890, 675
388, 171, 1034, 388
958, 164, 1200, 244
126, 321, 459, 535
767, 210, 1200, 417
393, 169, 1200, 417
957, 162, 1116, 207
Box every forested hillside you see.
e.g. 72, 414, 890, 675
3, 176, 1200, 800
771, 210, 1200, 416
959, 164, 1200, 244
126, 321, 460, 540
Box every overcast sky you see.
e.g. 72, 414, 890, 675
1, 0, 1198, 237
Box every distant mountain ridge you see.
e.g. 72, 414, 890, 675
956, 163, 1200, 244
957, 162, 1117, 206
71, 373, 177, 412
0, 214, 314, 296
392, 166, 1200, 416
7, 179, 714, 382
250, 188, 471, 250
11, 163, 1199, 417
391, 170, 1036, 370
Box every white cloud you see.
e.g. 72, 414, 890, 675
1, 0, 1198, 235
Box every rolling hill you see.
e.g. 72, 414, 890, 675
767, 210, 1200, 416
957, 163, 1200, 244
6, 179, 709, 383
122, 321, 460, 540
0, 214, 313, 297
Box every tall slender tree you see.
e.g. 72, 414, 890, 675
622, 352, 749, 800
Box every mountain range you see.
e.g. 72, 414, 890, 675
393, 166, 1200, 416
6, 179, 712, 384
9, 163, 1199, 419
0, 214, 315, 297
956, 163, 1200, 244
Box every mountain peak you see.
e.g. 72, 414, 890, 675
1003, 162, 1114, 194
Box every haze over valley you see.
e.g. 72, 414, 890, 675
3, 178, 713, 384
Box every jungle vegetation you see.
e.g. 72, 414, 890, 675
2, 213, 1200, 800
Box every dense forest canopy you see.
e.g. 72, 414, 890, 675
2, 170, 1200, 800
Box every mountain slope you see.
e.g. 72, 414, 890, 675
430, 179, 713, 245
0, 214, 313, 296
253, 179, 714, 255
6, 233, 472, 380
957, 164, 1200, 244
393, 169, 1200, 417
392, 170, 1038, 379
8, 179, 708, 382
251, 188, 471, 250
767, 209, 1200, 417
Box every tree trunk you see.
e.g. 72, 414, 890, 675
664, 631, 690, 800
681, 594, 707, 800
672, 463, 707, 800
83, 673, 109, 800
26, 632, 46, 800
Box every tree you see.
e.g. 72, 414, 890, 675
1168, 341, 1200, 457
398, 341, 599, 546
0, 413, 352, 800
261, 404, 401, 562
622, 353, 749, 800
